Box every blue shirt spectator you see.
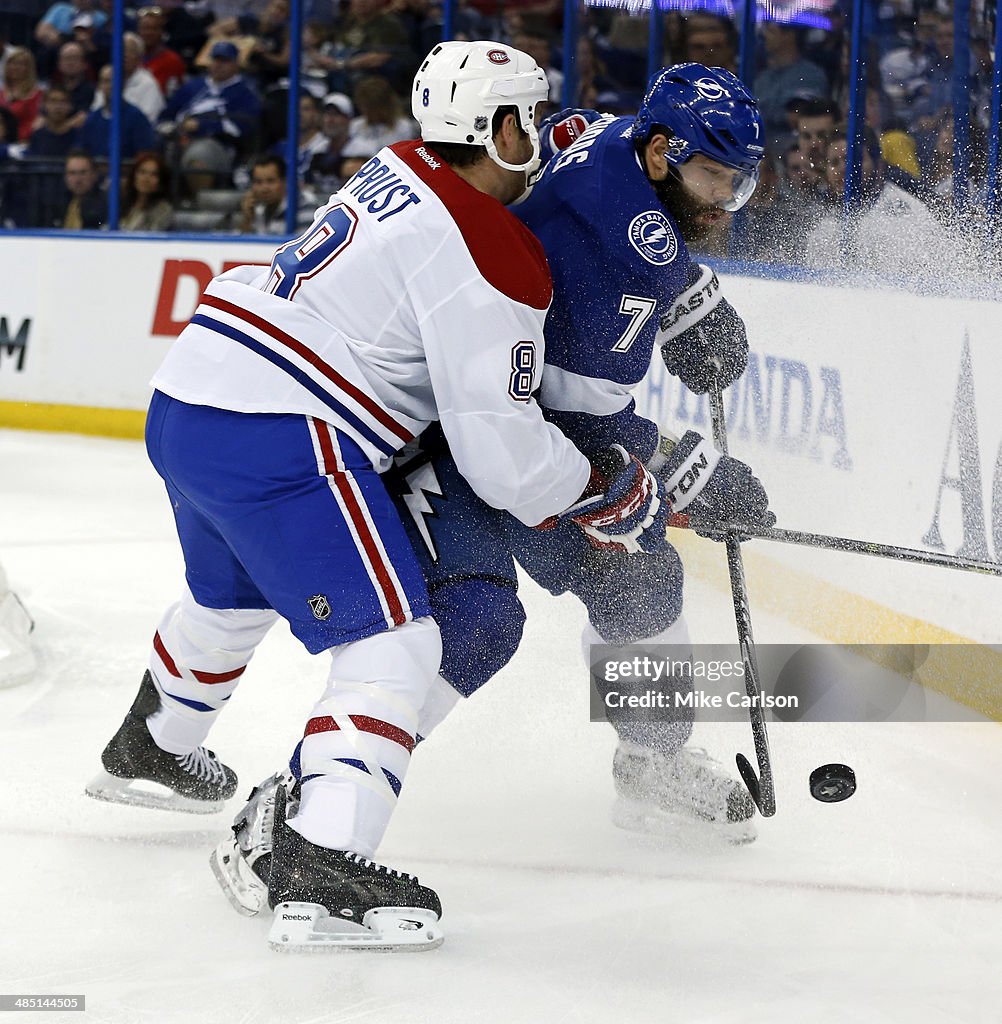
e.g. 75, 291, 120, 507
81, 64, 156, 158
159, 41, 262, 157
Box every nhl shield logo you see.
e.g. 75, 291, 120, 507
308, 594, 331, 620
628, 210, 678, 266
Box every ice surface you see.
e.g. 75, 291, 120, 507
2, 429, 1001, 1024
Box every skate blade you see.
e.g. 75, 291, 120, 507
84, 770, 226, 815
209, 840, 268, 917
612, 796, 757, 846
268, 902, 443, 953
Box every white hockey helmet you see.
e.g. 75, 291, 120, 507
412, 40, 549, 175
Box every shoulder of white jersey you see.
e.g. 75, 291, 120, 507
387, 139, 552, 311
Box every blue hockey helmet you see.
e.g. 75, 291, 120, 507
633, 63, 764, 210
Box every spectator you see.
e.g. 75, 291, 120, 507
120, 31, 166, 123
34, 0, 107, 75
159, 40, 262, 186
244, 0, 291, 88
301, 20, 339, 93
755, 145, 830, 260
327, 0, 412, 93
341, 74, 416, 163
136, 6, 187, 98
794, 96, 839, 179
59, 147, 106, 227
52, 41, 95, 128
81, 63, 157, 158
150, 0, 213, 69
804, 126, 960, 275
682, 13, 738, 72
573, 37, 616, 110
276, 92, 331, 186
0, 47, 43, 141
68, 11, 105, 77
781, 141, 822, 198
120, 149, 174, 230
34, 0, 107, 48
233, 152, 312, 233
923, 113, 988, 217
26, 85, 81, 157
308, 90, 353, 192
512, 22, 562, 105
753, 22, 829, 137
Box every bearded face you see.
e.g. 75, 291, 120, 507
651, 168, 726, 246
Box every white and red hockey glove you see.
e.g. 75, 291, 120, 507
560, 445, 672, 555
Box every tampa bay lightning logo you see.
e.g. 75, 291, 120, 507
628, 211, 678, 265
693, 77, 729, 101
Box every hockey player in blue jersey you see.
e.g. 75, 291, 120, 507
212, 64, 778, 922
395, 65, 776, 843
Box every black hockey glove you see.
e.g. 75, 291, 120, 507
657, 263, 748, 394
654, 431, 775, 539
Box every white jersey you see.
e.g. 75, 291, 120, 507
152, 140, 591, 527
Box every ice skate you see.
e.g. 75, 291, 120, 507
210, 772, 287, 916
85, 671, 238, 814
611, 742, 757, 844
266, 789, 443, 952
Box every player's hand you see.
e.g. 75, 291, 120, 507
657, 431, 774, 539
657, 263, 748, 393
566, 445, 671, 554
538, 107, 602, 167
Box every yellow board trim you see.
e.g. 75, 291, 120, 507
671, 532, 1002, 722
0, 401, 146, 439
1, 405, 998, 719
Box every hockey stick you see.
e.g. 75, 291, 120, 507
707, 382, 777, 817
666, 518, 1002, 579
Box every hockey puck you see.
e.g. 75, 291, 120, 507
809, 763, 856, 803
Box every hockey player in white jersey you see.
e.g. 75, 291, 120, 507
86, 41, 680, 951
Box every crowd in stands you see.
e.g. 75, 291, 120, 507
0, 0, 995, 276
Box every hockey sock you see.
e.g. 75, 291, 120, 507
146, 586, 277, 754
288, 616, 441, 856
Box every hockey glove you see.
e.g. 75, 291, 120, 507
657, 264, 748, 394
538, 107, 603, 167
565, 445, 671, 555
657, 431, 775, 539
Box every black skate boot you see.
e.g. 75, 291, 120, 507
210, 771, 287, 916
612, 742, 757, 844
85, 671, 238, 814
266, 787, 443, 952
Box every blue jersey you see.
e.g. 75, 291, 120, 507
515, 115, 697, 459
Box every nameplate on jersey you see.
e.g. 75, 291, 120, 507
343, 156, 422, 222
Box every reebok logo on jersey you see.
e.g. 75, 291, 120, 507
415, 146, 441, 170
628, 211, 678, 266
308, 594, 331, 620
